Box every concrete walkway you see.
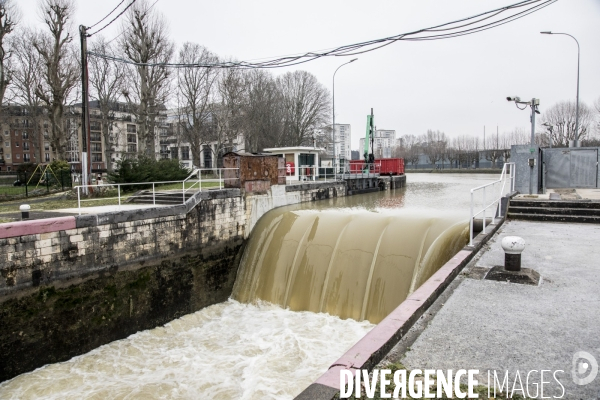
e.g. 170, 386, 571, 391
383, 220, 600, 399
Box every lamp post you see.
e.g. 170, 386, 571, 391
542, 122, 554, 148
541, 31, 580, 146
332, 58, 357, 179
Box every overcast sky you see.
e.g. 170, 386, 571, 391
16, 0, 600, 149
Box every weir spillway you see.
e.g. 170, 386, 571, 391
233, 208, 469, 323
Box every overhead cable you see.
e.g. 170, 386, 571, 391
87, 0, 558, 69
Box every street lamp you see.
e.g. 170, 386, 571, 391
542, 122, 554, 148
541, 31, 580, 146
332, 58, 357, 179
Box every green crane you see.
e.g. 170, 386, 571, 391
364, 108, 375, 170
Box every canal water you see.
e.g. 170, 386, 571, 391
0, 173, 497, 400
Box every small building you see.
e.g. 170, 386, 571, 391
262, 146, 326, 181
222, 152, 284, 192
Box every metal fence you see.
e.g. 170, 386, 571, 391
469, 162, 515, 246
0, 170, 73, 200
74, 168, 239, 215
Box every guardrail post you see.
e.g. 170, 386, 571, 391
77, 186, 81, 216
219, 169, 222, 189
118, 185, 121, 209
483, 186, 487, 234
469, 191, 474, 246
152, 183, 156, 205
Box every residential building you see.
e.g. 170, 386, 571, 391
359, 129, 396, 159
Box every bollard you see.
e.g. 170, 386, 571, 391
501, 236, 525, 271
20, 204, 31, 220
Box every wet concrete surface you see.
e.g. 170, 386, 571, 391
382, 220, 600, 399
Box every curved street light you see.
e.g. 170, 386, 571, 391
332, 58, 357, 178
541, 31, 580, 145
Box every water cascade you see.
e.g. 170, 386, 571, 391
233, 208, 469, 323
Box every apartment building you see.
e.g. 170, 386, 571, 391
359, 129, 396, 159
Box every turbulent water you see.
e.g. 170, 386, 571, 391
0, 173, 496, 399
0, 301, 373, 400
233, 208, 469, 323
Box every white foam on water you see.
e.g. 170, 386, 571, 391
0, 300, 373, 400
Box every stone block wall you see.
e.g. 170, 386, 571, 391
0, 182, 348, 382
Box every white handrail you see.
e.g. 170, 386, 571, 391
74, 167, 240, 215
468, 162, 515, 246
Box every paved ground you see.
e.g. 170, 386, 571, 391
516, 188, 600, 201
383, 220, 600, 399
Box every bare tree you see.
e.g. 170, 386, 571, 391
277, 70, 330, 147
33, 0, 78, 160
0, 0, 18, 107
120, 0, 173, 156
210, 66, 246, 162
422, 129, 447, 167
243, 69, 283, 152
396, 134, 421, 168
483, 128, 502, 168
9, 28, 45, 158
539, 100, 593, 147
88, 36, 126, 172
175, 42, 219, 167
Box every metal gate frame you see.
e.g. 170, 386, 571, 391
542, 147, 599, 189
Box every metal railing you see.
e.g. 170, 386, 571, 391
74, 168, 239, 215
469, 162, 515, 246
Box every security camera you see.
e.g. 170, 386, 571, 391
506, 97, 512, 101
506, 96, 521, 102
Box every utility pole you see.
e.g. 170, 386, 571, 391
529, 98, 538, 146
79, 25, 91, 194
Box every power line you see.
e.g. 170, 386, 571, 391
88, 0, 138, 37
87, 0, 127, 30
104, 0, 160, 44
88, 0, 557, 69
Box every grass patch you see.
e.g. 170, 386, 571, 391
0, 194, 133, 214
0, 185, 27, 196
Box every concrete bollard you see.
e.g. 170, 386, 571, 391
20, 204, 31, 220
501, 236, 525, 271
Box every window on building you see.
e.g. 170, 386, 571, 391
6, 154, 10, 159
45, 153, 50, 162
90, 132, 101, 142
23, 142, 30, 151
91, 143, 102, 152
16, 154, 20, 159
23, 153, 30, 162
4, 142, 8, 147
90, 121, 101, 131
160, 145, 168, 159
22, 132, 29, 139
127, 144, 137, 153
15, 142, 19, 147
44, 142, 50, 151
181, 146, 190, 160
127, 124, 136, 133
127, 134, 136, 143
92, 153, 102, 162
170, 147, 178, 159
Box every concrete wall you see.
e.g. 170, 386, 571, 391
0, 182, 347, 382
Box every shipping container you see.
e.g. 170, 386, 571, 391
348, 158, 404, 175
